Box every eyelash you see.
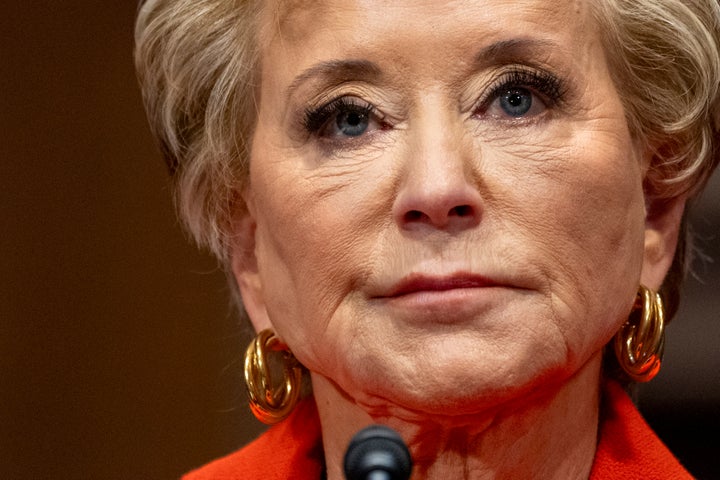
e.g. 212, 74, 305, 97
300, 68, 566, 136
302, 97, 378, 135
477, 68, 565, 114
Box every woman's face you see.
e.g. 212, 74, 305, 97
234, 0, 672, 415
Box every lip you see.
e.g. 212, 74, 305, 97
370, 272, 508, 321
381, 273, 502, 298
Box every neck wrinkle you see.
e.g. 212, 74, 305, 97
313, 353, 602, 480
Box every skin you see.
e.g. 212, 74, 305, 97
232, 0, 686, 478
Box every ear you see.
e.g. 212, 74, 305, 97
640, 194, 687, 290
230, 198, 273, 333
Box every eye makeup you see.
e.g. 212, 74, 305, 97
295, 63, 570, 149
302, 97, 379, 135
474, 67, 568, 118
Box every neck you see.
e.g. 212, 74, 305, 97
312, 354, 602, 480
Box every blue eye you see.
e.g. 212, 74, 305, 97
335, 109, 369, 137
303, 97, 382, 139
498, 88, 533, 117
477, 69, 564, 121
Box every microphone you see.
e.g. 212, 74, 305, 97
343, 425, 413, 480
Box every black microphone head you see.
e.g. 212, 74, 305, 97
343, 425, 412, 480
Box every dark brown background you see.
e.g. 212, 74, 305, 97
2, 2, 718, 479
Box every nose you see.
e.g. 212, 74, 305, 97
392, 115, 482, 233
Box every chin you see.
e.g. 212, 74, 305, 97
349, 352, 572, 421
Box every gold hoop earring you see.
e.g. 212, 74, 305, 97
244, 329, 303, 424
613, 285, 666, 382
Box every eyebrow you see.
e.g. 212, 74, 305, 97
286, 59, 382, 98
474, 38, 559, 67
285, 38, 559, 98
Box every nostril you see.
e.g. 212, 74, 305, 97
404, 210, 426, 222
449, 205, 473, 217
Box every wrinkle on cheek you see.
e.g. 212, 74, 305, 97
252, 158, 393, 358
476, 142, 576, 218
483, 119, 643, 341
475, 121, 576, 163
303, 149, 388, 195
580, 114, 637, 152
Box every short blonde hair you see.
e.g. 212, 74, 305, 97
135, 0, 720, 314
135, 0, 261, 262
593, 0, 720, 199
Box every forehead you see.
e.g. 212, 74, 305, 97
256, 0, 602, 103
257, 0, 600, 91
261, 0, 592, 44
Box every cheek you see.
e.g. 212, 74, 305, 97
494, 128, 647, 350
249, 152, 392, 357
558, 138, 645, 278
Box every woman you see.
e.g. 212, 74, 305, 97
135, 0, 720, 478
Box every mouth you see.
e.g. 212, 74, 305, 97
371, 272, 508, 321
384, 273, 501, 298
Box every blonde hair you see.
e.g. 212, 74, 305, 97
135, 0, 720, 313
135, 0, 261, 262
593, 0, 720, 199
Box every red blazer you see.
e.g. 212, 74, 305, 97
183, 381, 692, 479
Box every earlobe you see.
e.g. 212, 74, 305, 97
230, 206, 273, 333
640, 195, 687, 290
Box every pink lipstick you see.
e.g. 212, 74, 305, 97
385, 273, 500, 298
